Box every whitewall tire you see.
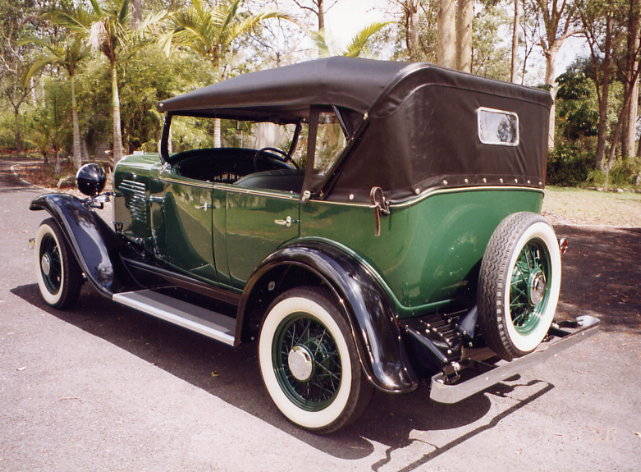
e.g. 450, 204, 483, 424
34, 218, 82, 309
478, 212, 561, 360
258, 287, 372, 433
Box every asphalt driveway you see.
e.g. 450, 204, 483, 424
1, 158, 639, 471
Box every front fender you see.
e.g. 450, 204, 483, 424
239, 240, 419, 394
30, 193, 134, 297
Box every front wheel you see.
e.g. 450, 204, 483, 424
258, 287, 372, 433
34, 218, 82, 309
477, 212, 561, 361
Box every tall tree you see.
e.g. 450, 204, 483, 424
23, 37, 90, 169
291, 0, 338, 32
394, 0, 421, 60
528, 0, 580, 149
579, 0, 626, 170
437, 0, 456, 68
623, 0, 640, 158
47, 0, 163, 164
165, 0, 292, 147
510, 0, 521, 82
456, 0, 473, 72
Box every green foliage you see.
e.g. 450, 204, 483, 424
546, 144, 591, 186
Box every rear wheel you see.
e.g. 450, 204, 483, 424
478, 212, 561, 360
34, 218, 82, 309
258, 286, 372, 433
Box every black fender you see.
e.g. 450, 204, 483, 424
30, 193, 134, 297
238, 240, 419, 394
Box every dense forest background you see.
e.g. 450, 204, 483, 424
1, 0, 641, 188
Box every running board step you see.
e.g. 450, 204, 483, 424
113, 289, 236, 345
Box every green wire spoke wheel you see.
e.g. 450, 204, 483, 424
478, 212, 561, 361
258, 287, 372, 433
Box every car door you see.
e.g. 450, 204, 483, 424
224, 186, 300, 286
158, 169, 218, 281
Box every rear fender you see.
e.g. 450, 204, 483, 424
238, 240, 419, 394
30, 193, 134, 297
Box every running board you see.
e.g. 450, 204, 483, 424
112, 290, 236, 345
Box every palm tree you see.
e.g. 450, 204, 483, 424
164, 0, 294, 147
46, 0, 164, 163
23, 37, 89, 169
311, 22, 392, 58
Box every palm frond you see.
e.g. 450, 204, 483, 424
343, 21, 392, 58
22, 56, 57, 86
227, 12, 295, 42
117, 0, 130, 24
88, 0, 102, 15
310, 29, 330, 57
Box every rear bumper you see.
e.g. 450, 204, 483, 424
429, 315, 600, 404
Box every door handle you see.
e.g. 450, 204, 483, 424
195, 202, 212, 210
274, 216, 298, 228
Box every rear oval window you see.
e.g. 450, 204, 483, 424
477, 107, 519, 146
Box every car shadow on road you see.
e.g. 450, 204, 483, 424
12, 283, 554, 468
555, 225, 641, 333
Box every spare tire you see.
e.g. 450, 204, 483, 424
477, 212, 561, 361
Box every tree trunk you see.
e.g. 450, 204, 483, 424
623, 0, 641, 159
405, 0, 419, 60
456, 0, 473, 72
70, 75, 82, 169
110, 63, 124, 164
437, 0, 457, 68
510, 0, 520, 82
132, 0, 143, 28
595, 87, 609, 170
13, 106, 22, 155
317, 0, 325, 31
405, 1, 420, 60
214, 118, 222, 148
544, 45, 559, 149
595, 22, 613, 171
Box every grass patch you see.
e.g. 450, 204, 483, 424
543, 186, 641, 227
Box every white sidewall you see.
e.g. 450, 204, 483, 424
503, 221, 561, 352
34, 223, 64, 306
258, 296, 352, 430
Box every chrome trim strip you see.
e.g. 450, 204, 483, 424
429, 316, 600, 404
159, 177, 298, 200
214, 184, 298, 200
308, 186, 544, 209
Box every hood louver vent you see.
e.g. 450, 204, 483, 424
119, 179, 147, 224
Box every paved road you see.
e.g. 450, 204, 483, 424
1, 158, 639, 471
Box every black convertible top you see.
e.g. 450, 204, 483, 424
158, 57, 407, 121
159, 57, 553, 202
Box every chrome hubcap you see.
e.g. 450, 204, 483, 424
528, 271, 546, 305
287, 345, 314, 381
41, 253, 51, 277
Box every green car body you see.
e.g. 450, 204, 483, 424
115, 151, 543, 319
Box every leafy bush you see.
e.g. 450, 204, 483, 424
609, 158, 641, 186
546, 144, 591, 186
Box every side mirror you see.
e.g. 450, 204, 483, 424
76, 163, 106, 196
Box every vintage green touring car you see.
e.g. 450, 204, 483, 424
30, 57, 598, 433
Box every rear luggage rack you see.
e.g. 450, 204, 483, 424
429, 315, 600, 404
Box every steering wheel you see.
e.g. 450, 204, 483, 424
252, 147, 298, 171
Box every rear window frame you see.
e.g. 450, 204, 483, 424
476, 107, 520, 147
